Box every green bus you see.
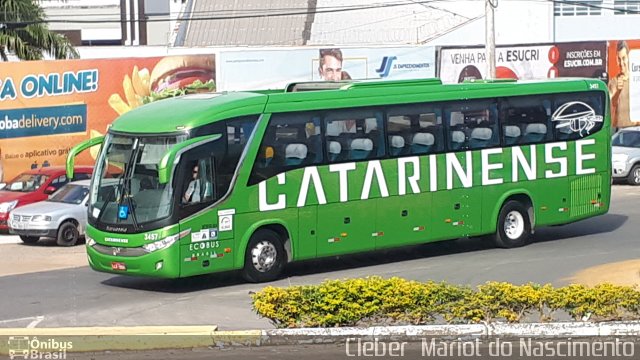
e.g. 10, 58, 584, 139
67, 78, 611, 282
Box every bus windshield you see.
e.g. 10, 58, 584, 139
89, 133, 188, 229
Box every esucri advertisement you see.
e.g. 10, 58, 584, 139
608, 39, 640, 128
438, 42, 607, 84
0, 55, 215, 182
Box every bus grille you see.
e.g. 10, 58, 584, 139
92, 243, 147, 257
570, 174, 603, 218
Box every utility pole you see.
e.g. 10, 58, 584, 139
485, 0, 497, 79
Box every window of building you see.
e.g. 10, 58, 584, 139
554, 0, 602, 16
614, 0, 640, 15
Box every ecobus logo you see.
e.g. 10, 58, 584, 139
7, 336, 72, 359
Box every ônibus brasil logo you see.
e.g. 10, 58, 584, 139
7, 336, 72, 359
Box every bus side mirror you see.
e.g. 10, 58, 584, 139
44, 186, 56, 195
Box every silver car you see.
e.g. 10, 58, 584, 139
612, 126, 640, 185
8, 180, 90, 246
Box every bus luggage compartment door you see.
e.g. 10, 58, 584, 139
316, 200, 376, 257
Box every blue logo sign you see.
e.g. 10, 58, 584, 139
375, 56, 397, 78
0, 104, 87, 139
118, 205, 129, 220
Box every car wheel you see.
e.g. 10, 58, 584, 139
19, 236, 39, 244
241, 229, 285, 283
57, 221, 79, 247
494, 200, 532, 248
627, 165, 640, 186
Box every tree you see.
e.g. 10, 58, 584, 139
0, 0, 78, 61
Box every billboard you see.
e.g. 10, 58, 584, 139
217, 46, 436, 91
608, 40, 640, 128
438, 42, 607, 84
0, 54, 215, 181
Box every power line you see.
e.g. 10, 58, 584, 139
1, 1, 484, 25
3, 0, 637, 28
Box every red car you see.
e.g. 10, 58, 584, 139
0, 166, 93, 231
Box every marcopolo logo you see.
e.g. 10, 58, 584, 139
376, 55, 432, 78
7, 336, 72, 359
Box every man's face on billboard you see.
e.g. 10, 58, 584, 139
618, 47, 629, 76
319, 55, 342, 81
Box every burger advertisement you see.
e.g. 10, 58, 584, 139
0, 55, 216, 181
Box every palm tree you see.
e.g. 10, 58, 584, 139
0, 0, 78, 61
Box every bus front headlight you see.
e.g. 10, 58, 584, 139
86, 236, 96, 247
143, 233, 179, 253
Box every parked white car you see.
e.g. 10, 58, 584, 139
612, 127, 640, 185
8, 180, 90, 246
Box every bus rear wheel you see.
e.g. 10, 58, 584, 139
242, 229, 285, 283
494, 200, 532, 248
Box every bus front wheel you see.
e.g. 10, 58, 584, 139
494, 200, 531, 248
242, 229, 285, 283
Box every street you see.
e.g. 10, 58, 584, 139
0, 185, 639, 331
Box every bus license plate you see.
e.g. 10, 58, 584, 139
111, 262, 126, 271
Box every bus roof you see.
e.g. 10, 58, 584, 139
110, 91, 268, 134
109, 77, 606, 134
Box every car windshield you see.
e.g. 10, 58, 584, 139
612, 131, 640, 148
48, 184, 89, 204
4, 174, 50, 192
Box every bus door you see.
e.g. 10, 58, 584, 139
158, 134, 236, 276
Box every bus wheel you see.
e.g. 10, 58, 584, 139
57, 221, 79, 247
19, 236, 39, 244
242, 229, 285, 283
627, 165, 640, 185
494, 200, 531, 248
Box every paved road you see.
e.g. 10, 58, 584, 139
0, 186, 639, 330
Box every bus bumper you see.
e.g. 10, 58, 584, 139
86, 243, 181, 278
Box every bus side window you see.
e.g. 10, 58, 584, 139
386, 105, 443, 157
446, 100, 499, 151
552, 92, 605, 140
501, 96, 552, 145
324, 108, 386, 163
248, 112, 323, 185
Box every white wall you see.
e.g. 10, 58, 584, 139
423, 0, 553, 47
555, 15, 640, 42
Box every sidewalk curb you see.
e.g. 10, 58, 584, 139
0, 326, 218, 353
1, 322, 639, 354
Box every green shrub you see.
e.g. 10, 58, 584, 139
250, 277, 640, 328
